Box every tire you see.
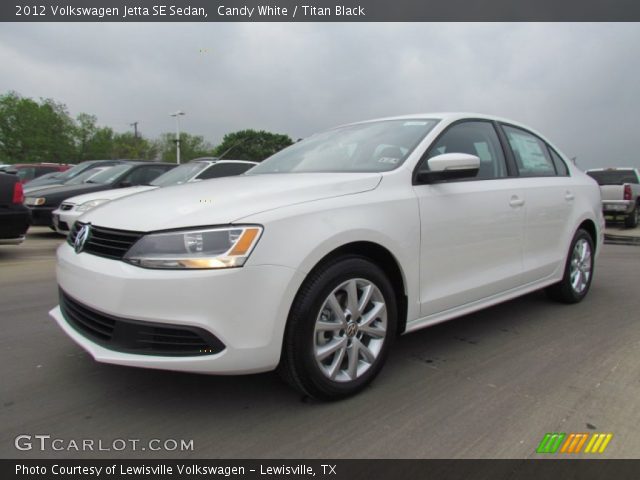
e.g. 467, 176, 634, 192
279, 256, 397, 400
545, 228, 594, 304
624, 204, 639, 229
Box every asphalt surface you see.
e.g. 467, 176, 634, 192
1, 227, 639, 459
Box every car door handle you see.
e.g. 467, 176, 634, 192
509, 196, 525, 208
565, 191, 575, 201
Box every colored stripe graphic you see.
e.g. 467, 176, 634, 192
536, 433, 566, 453
584, 433, 613, 453
538, 433, 613, 454
560, 433, 589, 453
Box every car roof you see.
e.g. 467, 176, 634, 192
189, 159, 259, 165
585, 167, 636, 172
343, 112, 549, 133
340, 112, 559, 152
118, 161, 173, 166
9, 163, 68, 168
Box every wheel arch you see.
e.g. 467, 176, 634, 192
298, 241, 409, 335
578, 218, 598, 249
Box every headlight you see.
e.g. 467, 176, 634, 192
76, 199, 109, 212
24, 197, 46, 206
124, 226, 262, 269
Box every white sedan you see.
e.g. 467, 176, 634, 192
50, 113, 603, 400
51, 159, 257, 235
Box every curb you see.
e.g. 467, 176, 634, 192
604, 234, 640, 246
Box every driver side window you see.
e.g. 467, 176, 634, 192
418, 121, 507, 180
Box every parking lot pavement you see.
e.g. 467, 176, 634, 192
1, 229, 639, 459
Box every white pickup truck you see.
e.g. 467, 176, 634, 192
586, 168, 640, 228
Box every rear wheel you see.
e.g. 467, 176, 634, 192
546, 228, 594, 303
279, 256, 397, 400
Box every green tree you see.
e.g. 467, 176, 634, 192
112, 132, 158, 160
83, 126, 116, 160
74, 113, 98, 161
0, 91, 75, 163
212, 129, 293, 162
156, 132, 214, 163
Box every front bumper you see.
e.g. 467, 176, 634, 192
50, 242, 304, 374
52, 207, 80, 235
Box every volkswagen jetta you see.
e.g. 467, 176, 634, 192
50, 113, 603, 399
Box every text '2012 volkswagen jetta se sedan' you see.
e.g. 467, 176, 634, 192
51, 113, 604, 400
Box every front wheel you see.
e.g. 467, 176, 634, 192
279, 256, 397, 400
546, 228, 594, 304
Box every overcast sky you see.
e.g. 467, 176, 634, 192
1, 22, 639, 169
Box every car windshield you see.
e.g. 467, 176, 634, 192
86, 164, 132, 184
587, 170, 638, 185
64, 167, 111, 185
150, 162, 208, 186
54, 163, 92, 181
247, 119, 440, 174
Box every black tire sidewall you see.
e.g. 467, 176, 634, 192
287, 256, 397, 399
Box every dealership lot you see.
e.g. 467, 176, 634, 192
1, 227, 639, 459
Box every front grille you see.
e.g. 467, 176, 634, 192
60, 290, 225, 356
68, 222, 143, 260
60, 204, 73, 211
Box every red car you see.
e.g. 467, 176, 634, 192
5, 163, 71, 184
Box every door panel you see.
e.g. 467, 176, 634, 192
415, 180, 524, 316
519, 177, 574, 282
500, 125, 574, 282
414, 120, 524, 317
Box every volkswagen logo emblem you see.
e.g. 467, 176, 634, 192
346, 322, 358, 338
74, 224, 91, 253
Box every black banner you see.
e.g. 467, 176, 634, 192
2, 0, 640, 22
4, 460, 640, 480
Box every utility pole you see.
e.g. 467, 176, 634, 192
170, 111, 185, 164
130, 122, 139, 138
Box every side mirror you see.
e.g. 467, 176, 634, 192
415, 153, 480, 184
119, 180, 132, 188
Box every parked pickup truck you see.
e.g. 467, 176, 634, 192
586, 168, 640, 228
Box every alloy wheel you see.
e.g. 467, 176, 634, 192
313, 278, 387, 382
569, 238, 592, 294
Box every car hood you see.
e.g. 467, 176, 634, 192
23, 177, 63, 189
63, 185, 157, 205
23, 184, 65, 195
82, 172, 382, 231
25, 183, 112, 203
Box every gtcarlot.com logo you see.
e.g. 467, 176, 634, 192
536, 432, 613, 454
15, 434, 194, 452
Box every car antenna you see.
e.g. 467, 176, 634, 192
216, 138, 247, 160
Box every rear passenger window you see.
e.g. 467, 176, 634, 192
503, 125, 556, 177
421, 121, 507, 180
548, 148, 569, 176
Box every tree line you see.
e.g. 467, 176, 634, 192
0, 92, 293, 164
